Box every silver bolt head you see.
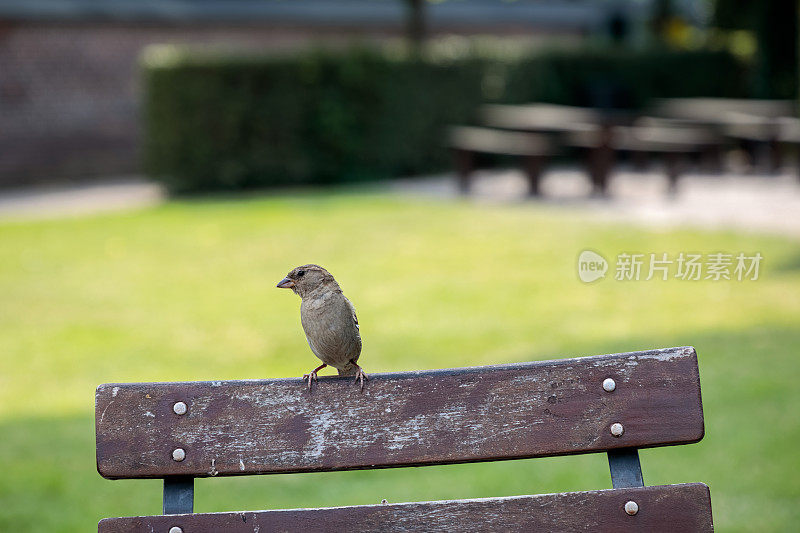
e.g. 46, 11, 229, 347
172, 448, 186, 462
602, 378, 616, 392
610, 422, 624, 437
624, 500, 639, 515
173, 401, 187, 415
169, 527, 183, 533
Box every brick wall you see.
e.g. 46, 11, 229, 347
0, 21, 400, 187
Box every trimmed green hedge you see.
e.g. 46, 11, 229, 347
143, 47, 486, 192
143, 45, 748, 193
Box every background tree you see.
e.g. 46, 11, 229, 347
406, 0, 427, 54
712, 0, 798, 99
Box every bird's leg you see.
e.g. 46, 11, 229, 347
349, 360, 369, 392
303, 363, 327, 391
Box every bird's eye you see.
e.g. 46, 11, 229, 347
296, 270, 306, 277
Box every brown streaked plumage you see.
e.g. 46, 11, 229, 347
277, 264, 367, 391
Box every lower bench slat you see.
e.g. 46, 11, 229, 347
98, 483, 712, 532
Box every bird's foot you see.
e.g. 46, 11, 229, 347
352, 365, 369, 392
303, 364, 327, 392
302, 371, 318, 391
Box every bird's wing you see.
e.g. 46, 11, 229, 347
344, 296, 362, 363
345, 297, 359, 330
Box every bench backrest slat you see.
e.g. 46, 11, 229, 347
95, 346, 703, 479
98, 483, 713, 532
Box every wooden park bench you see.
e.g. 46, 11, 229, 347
448, 125, 553, 196
95, 346, 712, 532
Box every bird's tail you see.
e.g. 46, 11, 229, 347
337, 363, 358, 377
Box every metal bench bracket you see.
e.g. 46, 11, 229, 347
163, 476, 194, 515
607, 448, 644, 488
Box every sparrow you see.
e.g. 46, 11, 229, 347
277, 264, 367, 391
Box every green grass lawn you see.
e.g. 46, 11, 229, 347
1, 190, 798, 532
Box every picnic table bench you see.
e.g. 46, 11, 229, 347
652, 98, 798, 172
95, 346, 712, 532
775, 117, 800, 178
567, 119, 723, 193
448, 125, 553, 196
481, 104, 723, 195
652, 98, 796, 122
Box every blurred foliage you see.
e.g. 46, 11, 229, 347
711, 0, 798, 99
143, 44, 748, 193
503, 47, 748, 109
712, 0, 761, 30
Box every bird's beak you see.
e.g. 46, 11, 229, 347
276, 277, 295, 289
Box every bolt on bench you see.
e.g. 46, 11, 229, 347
96, 346, 712, 532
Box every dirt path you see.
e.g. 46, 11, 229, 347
0, 178, 164, 220
2, 169, 798, 239
392, 167, 800, 239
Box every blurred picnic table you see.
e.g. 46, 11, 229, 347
653, 98, 800, 171
450, 99, 800, 198
479, 103, 721, 195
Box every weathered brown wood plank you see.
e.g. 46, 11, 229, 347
98, 483, 713, 533
96, 346, 704, 479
